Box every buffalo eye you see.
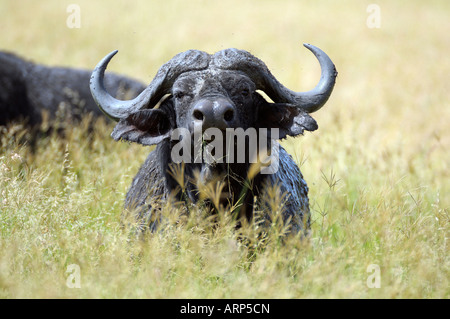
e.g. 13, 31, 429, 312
173, 91, 192, 100
241, 88, 250, 97
174, 91, 185, 100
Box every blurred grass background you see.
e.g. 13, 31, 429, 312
0, 0, 448, 298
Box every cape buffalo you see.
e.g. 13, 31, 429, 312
0, 51, 146, 127
90, 44, 337, 235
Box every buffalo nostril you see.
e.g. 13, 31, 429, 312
223, 109, 234, 122
193, 110, 204, 121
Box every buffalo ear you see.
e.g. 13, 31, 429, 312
257, 100, 318, 139
111, 108, 173, 146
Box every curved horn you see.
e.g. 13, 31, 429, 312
90, 50, 155, 121
213, 43, 337, 113
280, 43, 337, 113
90, 50, 210, 121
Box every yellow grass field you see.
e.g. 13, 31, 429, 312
0, 0, 448, 298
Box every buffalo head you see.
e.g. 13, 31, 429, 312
90, 44, 336, 182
